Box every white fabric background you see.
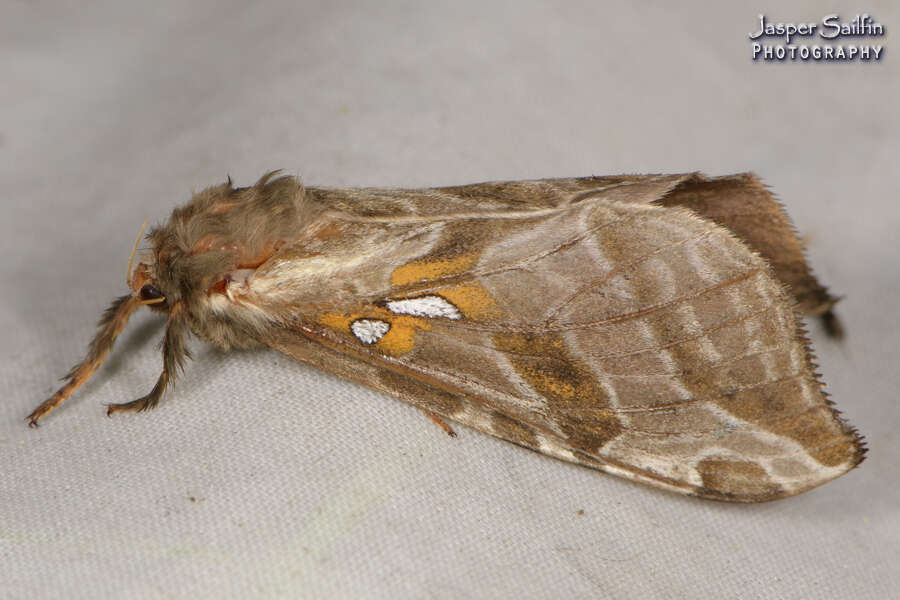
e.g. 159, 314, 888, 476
2, 2, 897, 598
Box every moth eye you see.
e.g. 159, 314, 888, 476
139, 284, 165, 302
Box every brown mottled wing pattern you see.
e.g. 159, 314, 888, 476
254, 174, 863, 502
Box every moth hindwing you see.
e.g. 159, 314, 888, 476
31, 171, 865, 502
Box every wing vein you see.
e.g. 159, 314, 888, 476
545, 228, 716, 324
440, 267, 764, 334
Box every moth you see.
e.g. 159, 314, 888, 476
28, 171, 865, 502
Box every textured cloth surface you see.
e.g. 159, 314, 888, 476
1, 2, 897, 598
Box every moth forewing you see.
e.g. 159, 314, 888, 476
31, 172, 864, 502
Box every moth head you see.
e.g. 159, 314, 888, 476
126, 221, 170, 312
125, 218, 231, 311
126, 172, 308, 316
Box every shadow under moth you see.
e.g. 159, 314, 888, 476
28, 171, 865, 502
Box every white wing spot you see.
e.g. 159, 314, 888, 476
385, 295, 461, 320
351, 319, 390, 344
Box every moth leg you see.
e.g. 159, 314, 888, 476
107, 302, 188, 417
27, 295, 139, 427
106, 370, 168, 415
422, 409, 457, 438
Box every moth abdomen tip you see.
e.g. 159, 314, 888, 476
821, 309, 845, 340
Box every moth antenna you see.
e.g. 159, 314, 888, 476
27, 295, 140, 426
126, 218, 150, 287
